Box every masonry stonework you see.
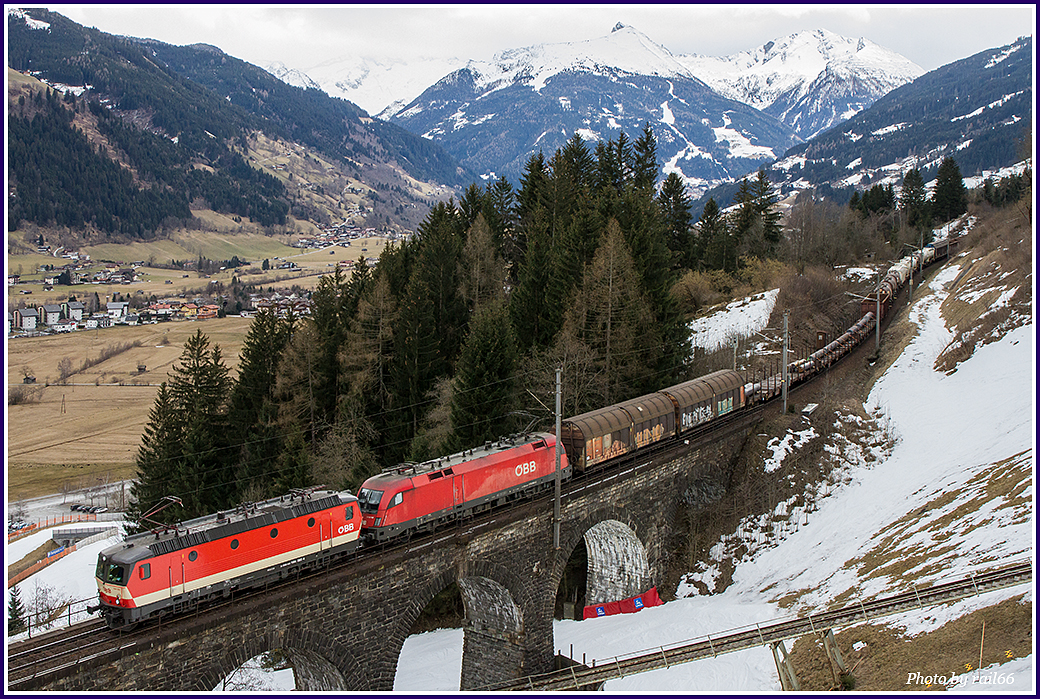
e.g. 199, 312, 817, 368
31, 430, 746, 692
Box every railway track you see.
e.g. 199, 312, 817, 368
480, 559, 1033, 691
5, 618, 142, 687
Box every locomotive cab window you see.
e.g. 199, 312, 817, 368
345, 505, 355, 520
388, 492, 404, 509
357, 488, 383, 514
102, 564, 126, 585
139, 563, 151, 580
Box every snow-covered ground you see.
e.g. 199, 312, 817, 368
7, 248, 1033, 692
688, 288, 778, 353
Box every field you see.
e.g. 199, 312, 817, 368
7, 232, 399, 308
6, 317, 253, 500
6, 225, 405, 501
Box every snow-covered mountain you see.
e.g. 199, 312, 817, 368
263, 25, 926, 194
266, 55, 467, 119
385, 24, 800, 193
677, 29, 925, 140
765, 36, 1033, 198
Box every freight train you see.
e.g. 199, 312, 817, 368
93, 238, 951, 628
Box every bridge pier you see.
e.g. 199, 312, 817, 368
820, 628, 848, 687
771, 639, 801, 691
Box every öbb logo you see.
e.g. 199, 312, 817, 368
515, 460, 537, 477
337, 523, 355, 535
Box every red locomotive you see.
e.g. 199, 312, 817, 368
93, 489, 361, 629
357, 432, 569, 542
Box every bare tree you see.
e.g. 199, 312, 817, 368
57, 356, 74, 385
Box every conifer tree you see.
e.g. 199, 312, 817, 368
459, 213, 507, 316
632, 122, 659, 196
657, 172, 694, 269
128, 381, 184, 527
753, 170, 783, 252
227, 308, 290, 499
900, 168, 930, 229
698, 197, 732, 272
167, 329, 232, 518
558, 219, 656, 407
8, 584, 27, 635
342, 270, 397, 463
449, 301, 519, 451
931, 156, 969, 223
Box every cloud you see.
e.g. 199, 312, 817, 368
41, 4, 1034, 73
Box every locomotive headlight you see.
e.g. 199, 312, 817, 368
374, 518, 381, 526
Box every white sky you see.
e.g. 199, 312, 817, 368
39, 4, 1036, 74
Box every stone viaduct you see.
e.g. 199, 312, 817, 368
34, 418, 754, 692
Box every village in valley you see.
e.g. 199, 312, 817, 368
6, 224, 414, 339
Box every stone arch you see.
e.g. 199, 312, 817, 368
193, 620, 361, 692
552, 510, 654, 619
456, 560, 528, 690
582, 519, 653, 606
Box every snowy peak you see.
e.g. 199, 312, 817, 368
456, 23, 704, 96
679, 28, 924, 138
266, 61, 322, 92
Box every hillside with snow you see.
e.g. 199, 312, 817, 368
395, 217, 1035, 691
763, 36, 1033, 200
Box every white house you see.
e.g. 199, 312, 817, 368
41, 304, 63, 326
15, 308, 38, 331
106, 301, 129, 319
64, 301, 85, 321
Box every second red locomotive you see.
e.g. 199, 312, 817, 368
357, 432, 569, 542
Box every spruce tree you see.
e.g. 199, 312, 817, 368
900, 169, 930, 229
227, 308, 290, 500
753, 170, 783, 252
8, 584, 27, 635
128, 382, 185, 527
931, 156, 969, 223
167, 329, 232, 518
698, 197, 732, 272
449, 301, 519, 451
632, 122, 659, 196
657, 172, 694, 269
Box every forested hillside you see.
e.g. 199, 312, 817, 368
132, 38, 472, 188
130, 129, 705, 521
5, 8, 467, 240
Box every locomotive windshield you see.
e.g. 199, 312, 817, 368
357, 488, 383, 514
95, 559, 127, 585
